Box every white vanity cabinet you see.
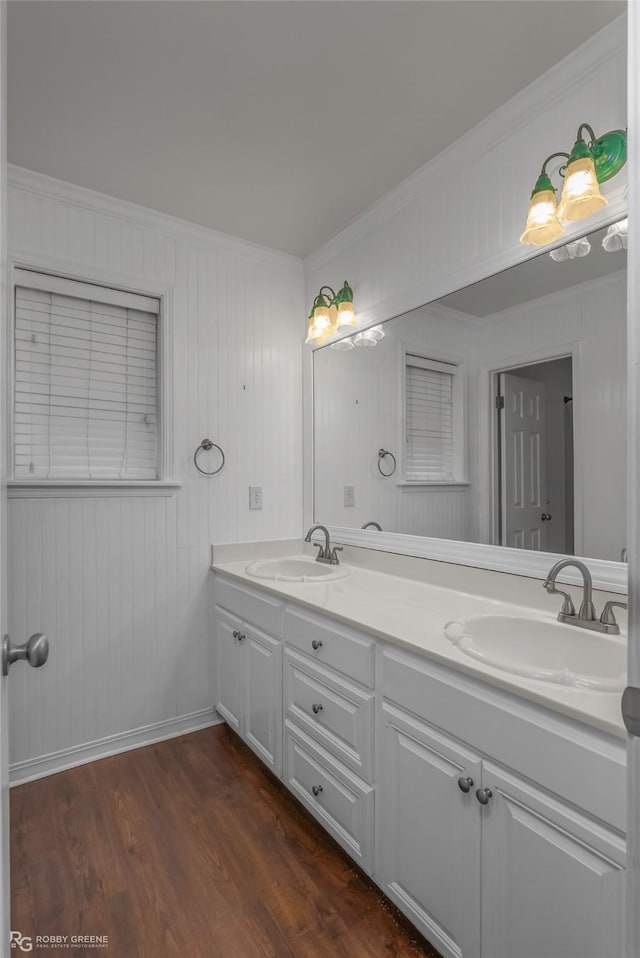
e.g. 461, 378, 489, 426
211, 571, 627, 958
379, 645, 626, 958
214, 578, 283, 776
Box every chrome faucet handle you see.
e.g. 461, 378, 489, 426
543, 581, 576, 616
313, 542, 326, 559
600, 600, 627, 626
329, 546, 343, 565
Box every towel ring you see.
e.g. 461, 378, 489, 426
377, 448, 397, 477
194, 439, 225, 476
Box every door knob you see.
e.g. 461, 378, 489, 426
3, 633, 49, 676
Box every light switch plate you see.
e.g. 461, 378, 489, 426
344, 485, 355, 507
249, 486, 263, 510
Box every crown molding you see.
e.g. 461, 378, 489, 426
8, 165, 302, 269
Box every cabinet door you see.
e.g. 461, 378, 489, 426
215, 608, 244, 734
378, 702, 482, 958
480, 761, 625, 958
245, 626, 282, 777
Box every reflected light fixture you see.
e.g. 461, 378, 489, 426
305, 281, 356, 345
521, 124, 626, 247
354, 325, 385, 347
549, 236, 591, 262
602, 218, 628, 252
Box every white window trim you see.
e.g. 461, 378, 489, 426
399, 343, 467, 487
7, 257, 179, 496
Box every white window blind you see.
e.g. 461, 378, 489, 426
14, 269, 160, 481
405, 355, 455, 481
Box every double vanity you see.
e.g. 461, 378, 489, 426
211, 538, 627, 958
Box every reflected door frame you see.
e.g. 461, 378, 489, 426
483, 341, 582, 556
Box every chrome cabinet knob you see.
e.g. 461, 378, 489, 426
312, 703, 323, 714
232, 630, 240, 639
311, 784, 323, 797
311, 639, 323, 650
476, 787, 493, 805
541, 513, 552, 521
232, 630, 245, 642
2, 632, 49, 677
457, 776, 474, 793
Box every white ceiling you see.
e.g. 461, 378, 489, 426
7, 1, 625, 257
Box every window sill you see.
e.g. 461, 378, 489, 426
396, 480, 470, 489
7, 480, 182, 499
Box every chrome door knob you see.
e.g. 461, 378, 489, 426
311, 784, 323, 797
311, 639, 323, 650
3, 633, 49, 677
476, 787, 493, 805
457, 776, 474, 793
312, 703, 323, 714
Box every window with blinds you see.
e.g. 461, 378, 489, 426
14, 270, 160, 481
404, 354, 458, 482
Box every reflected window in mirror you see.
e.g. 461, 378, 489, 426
403, 353, 466, 484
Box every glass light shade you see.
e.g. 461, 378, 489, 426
336, 301, 357, 328
557, 157, 607, 222
305, 319, 324, 344
312, 304, 332, 330
520, 189, 565, 246
331, 337, 355, 351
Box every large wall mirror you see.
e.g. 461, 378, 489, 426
313, 220, 627, 567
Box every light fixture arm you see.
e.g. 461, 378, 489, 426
540, 151, 570, 179
576, 123, 597, 146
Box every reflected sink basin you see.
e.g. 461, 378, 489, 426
444, 615, 625, 691
246, 556, 350, 583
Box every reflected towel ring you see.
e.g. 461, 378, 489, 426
194, 438, 225, 476
377, 448, 397, 477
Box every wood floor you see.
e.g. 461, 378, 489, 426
11, 724, 441, 958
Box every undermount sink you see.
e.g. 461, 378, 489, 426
245, 556, 350, 583
444, 614, 626, 692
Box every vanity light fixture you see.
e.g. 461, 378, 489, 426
305, 281, 357, 346
520, 124, 626, 247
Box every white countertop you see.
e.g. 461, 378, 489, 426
211, 550, 627, 740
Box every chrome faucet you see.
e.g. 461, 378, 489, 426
543, 559, 625, 634
304, 525, 343, 565
361, 521, 382, 531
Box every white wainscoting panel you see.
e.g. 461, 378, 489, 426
6, 168, 304, 778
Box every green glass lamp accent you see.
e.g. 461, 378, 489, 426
306, 282, 357, 343
333, 281, 354, 306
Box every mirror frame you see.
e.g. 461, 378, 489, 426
304, 206, 629, 595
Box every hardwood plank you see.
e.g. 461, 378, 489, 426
11, 725, 441, 958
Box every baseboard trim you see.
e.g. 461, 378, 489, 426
9, 708, 223, 786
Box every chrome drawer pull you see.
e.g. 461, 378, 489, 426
312, 703, 323, 714
311, 784, 323, 797
457, 776, 474, 793
311, 639, 323, 650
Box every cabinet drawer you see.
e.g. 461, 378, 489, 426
284, 722, 374, 874
284, 607, 375, 688
284, 649, 374, 780
215, 575, 282, 636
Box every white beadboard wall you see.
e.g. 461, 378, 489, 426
6, 168, 304, 782
304, 17, 627, 346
